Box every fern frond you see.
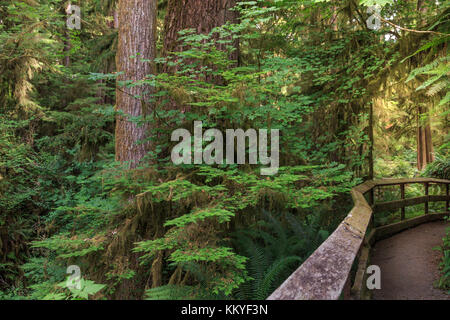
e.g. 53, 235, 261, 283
145, 285, 195, 300
426, 80, 448, 96
255, 256, 302, 300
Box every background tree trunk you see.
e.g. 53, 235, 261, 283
115, 0, 157, 168
62, 2, 72, 67
415, 0, 434, 171
161, 0, 239, 116
417, 105, 434, 171
368, 100, 374, 179
163, 0, 239, 68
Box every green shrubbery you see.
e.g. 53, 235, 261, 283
435, 220, 450, 293
424, 153, 450, 180
1, 0, 448, 300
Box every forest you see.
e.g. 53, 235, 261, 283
0, 0, 449, 301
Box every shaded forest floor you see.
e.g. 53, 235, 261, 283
371, 221, 449, 300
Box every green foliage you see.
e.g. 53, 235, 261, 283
232, 210, 329, 300
424, 153, 450, 180
54, 278, 106, 300
407, 55, 450, 108
144, 285, 198, 300
435, 222, 450, 293
133, 163, 354, 298
1, 0, 448, 301
374, 155, 418, 178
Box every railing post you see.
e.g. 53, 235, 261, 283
424, 182, 429, 214
370, 187, 375, 228
369, 187, 374, 206
446, 183, 449, 212
400, 183, 405, 220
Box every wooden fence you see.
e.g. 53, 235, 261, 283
267, 177, 450, 300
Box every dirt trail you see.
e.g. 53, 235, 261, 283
370, 220, 449, 300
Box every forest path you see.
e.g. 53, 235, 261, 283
371, 220, 449, 300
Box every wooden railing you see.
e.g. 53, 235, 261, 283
267, 177, 450, 300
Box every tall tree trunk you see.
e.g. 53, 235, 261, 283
163, 0, 239, 79
417, 105, 434, 171
62, 2, 72, 67
415, 0, 434, 171
159, 0, 239, 141
97, 8, 118, 106
161, 0, 239, 119
115, 0, 157, 168
368, 100, 374, 179
417, 0, 428, 26
163, 0, 238, 55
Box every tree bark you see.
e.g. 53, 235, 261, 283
368, 100, 374, 179
163, 0, 239, 73
417, 0, 427, 26
163, 0, 238, 52
62, 2, 72, 67
161, 0, 239, 117
115, 0, 157, 168
415, 0, 434, 171
417, 105, 434, 171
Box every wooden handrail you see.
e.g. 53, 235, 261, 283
267, 177, 450, 300
374, 195, 448, 212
